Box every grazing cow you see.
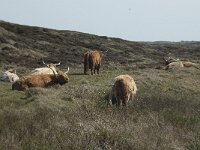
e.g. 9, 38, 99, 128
31, 61, 61, 75
84, 50, 103, 75
12, 70, 69, 91
0, 69, 19, 83
109, 75, 137, 107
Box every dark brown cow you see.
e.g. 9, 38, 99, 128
84, 50, 103, 75
12, 71, 69, 91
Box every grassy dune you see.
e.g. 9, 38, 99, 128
0, 66, 200, 149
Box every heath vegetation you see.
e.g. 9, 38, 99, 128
0, 21, 200, 149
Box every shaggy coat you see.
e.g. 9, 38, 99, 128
182, 61, 199, 69
0, 69, 19, 83
165, 61, 184, 70
84, 51, 103, 75
12, 71, 69, 91
31, 63, 59, 75
165, 61, 199, 70
109, 75, 137, 107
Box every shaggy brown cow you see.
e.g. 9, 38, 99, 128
84, 50, 103, 75
109, 75, 137, 107
12, 71, 69, 91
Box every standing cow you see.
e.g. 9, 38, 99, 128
109, 75, 137, 107
84, 50, 103, 75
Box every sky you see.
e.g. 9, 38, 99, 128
0, 0, 200, 41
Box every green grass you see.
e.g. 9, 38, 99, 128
0, 67, 200, 149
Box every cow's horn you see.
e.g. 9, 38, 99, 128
55, 62, 61, 66
65, 67, 69, 74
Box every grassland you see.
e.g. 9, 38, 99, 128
0, 21, 200, 149
0, 66, 200, 150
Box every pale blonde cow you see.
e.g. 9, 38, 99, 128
0, 69, 19, 83
31, 61, 63, 75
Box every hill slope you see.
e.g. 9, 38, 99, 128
0, 21, 200, 149
1, 21, 200, 70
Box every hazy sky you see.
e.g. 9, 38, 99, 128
0, 0, 200, 41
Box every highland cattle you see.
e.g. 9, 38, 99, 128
0, 69, 19, 83
31, 61, 61, 75
109, 75, 137, 107
84, 51, 103, 75
12, 70, 69, 91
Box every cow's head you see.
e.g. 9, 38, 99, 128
164, 57, 178, 65
56, 67, 69, 85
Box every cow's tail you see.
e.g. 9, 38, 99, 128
84, 52, 89, 75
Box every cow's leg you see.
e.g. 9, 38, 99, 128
122, 99, 127, 106
108, 92, 113, 106
130, 92, 135, 101
116, 98, 121, 107
91, 69, 94, 75
126, 94, 131, 103
91, 66, 95, 75
109, 87, 115, 106
97, 64, 100, 74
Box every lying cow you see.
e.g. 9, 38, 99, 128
182, 61, 199, 69
84, 50, 103, 75
165, 61, 184, 70
0, 69, 19, 83
165, 60, 199, 70
31, 61, 61, 75
109, 75, 137, 107
12, 70, 69, 91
